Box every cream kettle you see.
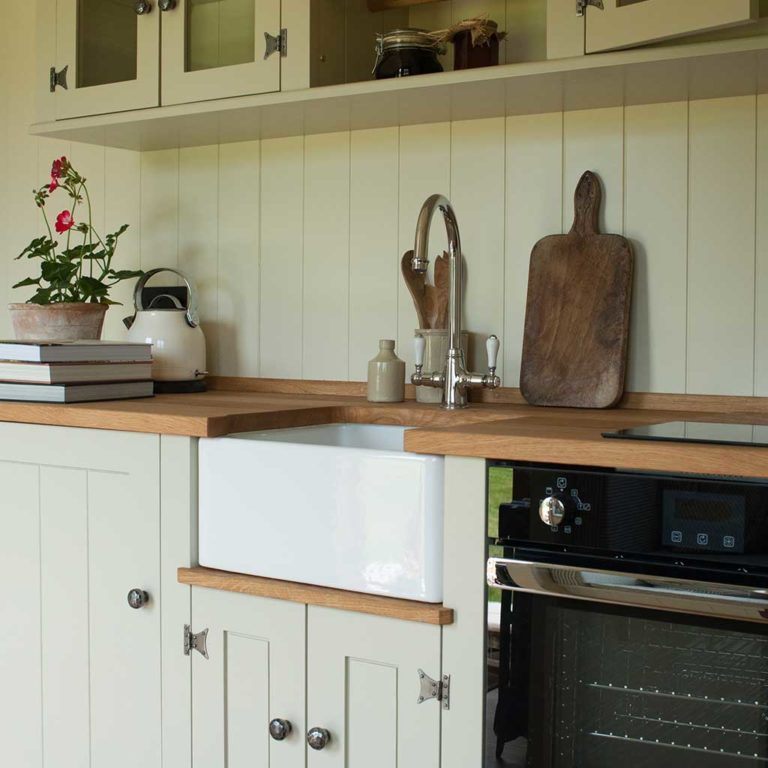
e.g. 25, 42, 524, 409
123, 268, 207, 382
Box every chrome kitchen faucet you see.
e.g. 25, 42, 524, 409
410, 194, 501, 409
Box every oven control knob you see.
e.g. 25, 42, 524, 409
539, 496, 566, 527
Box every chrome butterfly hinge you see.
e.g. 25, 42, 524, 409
183, 624, 209, 659
577, 0, 604, 16
417, 669, 451, 710
264, 29, 288, 60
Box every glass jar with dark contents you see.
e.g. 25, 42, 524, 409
373, 29, 444, 79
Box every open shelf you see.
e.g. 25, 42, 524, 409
30, 35, 768, 151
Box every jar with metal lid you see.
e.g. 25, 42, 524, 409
373, 29, 444, 80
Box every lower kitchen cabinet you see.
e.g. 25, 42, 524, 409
190, 587, 307, 767
0, 424, 195, 768
190, 589, 443, 767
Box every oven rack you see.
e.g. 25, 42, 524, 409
623, 713, 768, 740
586, 682, 768, 711
588, 731, 768, 763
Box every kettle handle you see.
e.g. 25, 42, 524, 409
129, 268, 200, 328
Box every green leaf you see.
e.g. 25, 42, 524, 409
41, 260, 77, 284
77, 276, 109, 298
12, 277, 41, 289
28, 288, 53, 305
107, 269, 143, 280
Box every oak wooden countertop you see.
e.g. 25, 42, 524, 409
1, 377, 768, 476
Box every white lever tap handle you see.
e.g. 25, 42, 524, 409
414, 334, 426, 368
486, 335, 500, 371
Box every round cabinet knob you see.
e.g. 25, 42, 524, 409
269, 718, 292, 741
134, 0, 152, 13
158, 0, 177, 9
539, 496, 565, 527
127, 588, 149, 609
307, 727, 331, 750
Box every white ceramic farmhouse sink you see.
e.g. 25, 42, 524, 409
198, 424, 444, 602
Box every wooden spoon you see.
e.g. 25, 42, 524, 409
401, 250, 429, 329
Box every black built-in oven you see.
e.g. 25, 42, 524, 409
485, 461, 768, 768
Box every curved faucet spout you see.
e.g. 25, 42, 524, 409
412, 194, 463, 357
412, 194, 461, 275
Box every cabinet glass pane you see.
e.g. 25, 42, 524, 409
186, 0, 255, 72
77, 0, 138, 88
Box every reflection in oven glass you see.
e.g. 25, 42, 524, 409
486, 597, 768, 767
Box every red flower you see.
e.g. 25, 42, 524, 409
50, 156, 67, 179
55, 210, 74, 234
48, 176, 59, 193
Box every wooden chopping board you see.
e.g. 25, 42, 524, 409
520, 171, 633, 409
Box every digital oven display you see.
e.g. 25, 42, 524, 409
662, 491, 746, 553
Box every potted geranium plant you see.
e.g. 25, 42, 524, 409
9, 156, 143, 340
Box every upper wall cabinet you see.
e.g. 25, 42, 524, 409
45, 0, 412, 120
548, 0, 759, 58
53, 0, 161, 119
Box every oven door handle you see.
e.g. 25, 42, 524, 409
488, 558, 768, 623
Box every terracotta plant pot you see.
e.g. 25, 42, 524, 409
9, 302, 108, 341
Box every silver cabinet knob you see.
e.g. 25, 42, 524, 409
158, 0, 177, 9
307, 727, 331, 750
127, 588, 149, 609
269, 718, 292, 741
134, 0, 152, 13
539, 496, 565, 527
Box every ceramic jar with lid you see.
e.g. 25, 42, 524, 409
367, 339, 405, 402
373, 29, 444, 79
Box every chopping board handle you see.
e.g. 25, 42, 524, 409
570, 170, 601, 237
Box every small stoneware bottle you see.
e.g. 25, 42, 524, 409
367, 339, 405, 402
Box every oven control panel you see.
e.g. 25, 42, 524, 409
491, 463, 768, 561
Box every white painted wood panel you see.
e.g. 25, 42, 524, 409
504, 112, 563, 386
687, 96, 756, 395
140, 149, 180, 273
104, 148, 141, 340
624, 101, 689, 393
451, 118, 506, 372
397, 122, 452, 369
440, 457, 487, 768
563, 106, 625, 235
303, 131, 351, 379
160, 436, 196, 768
88, 464, 161, 768
218, 140, 261, 376
0, 462, 42, 767
191, 587, 306, 768
179, 145, 220, 377
307, 606, 441, 768
260, 136, 304, 378
349, 127, 400, 380
40, 467, 90, 768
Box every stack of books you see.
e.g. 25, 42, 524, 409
0, 340, 154, 402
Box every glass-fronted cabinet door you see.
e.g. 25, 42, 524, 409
161, 0, 281, 106
53, 0, 160, 119
584, 0, 758, 53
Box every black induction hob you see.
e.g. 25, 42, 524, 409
602, 421, 768, 448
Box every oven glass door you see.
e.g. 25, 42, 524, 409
486, 590, 768, 768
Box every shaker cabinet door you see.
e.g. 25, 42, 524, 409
190, 587, 306, 768
53, 0, 161, 119
585, 0, 758, 53
306, 607, 442, 768
161, 0, 281, 106
0, 424, 162, 768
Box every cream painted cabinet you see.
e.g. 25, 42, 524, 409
190, 587, 307, 767
190, 592, 443, 767
307, 606, 442, 768
547, 0, 759, 58
51, 0, 161, 119
0, 424, 196, 768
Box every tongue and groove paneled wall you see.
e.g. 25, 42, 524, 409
1, 6, 767, 397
